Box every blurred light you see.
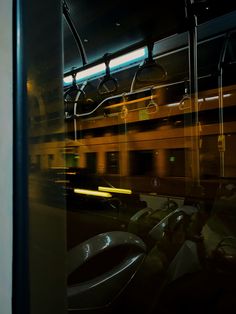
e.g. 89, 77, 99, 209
205, 96, 218, 101
166, 102, 179, 107
204, 94, 231, 101
76, 63, 105, 81
166, 94, 232, 108
110, 48, 146, 69
63, 76, 73, 84
98, 186, 132, 194
54, 180, 70, 184
74, 188, 112, 198
106, 94, 157, 109
64, 47, 146, 84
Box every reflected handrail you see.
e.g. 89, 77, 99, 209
130, 42, 167, 92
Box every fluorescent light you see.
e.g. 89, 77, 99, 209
74, 188, 112, 198
200, 94, 231, 101
76, 63, 106, 81
64, 76, 73, 84
98, 186, 132, 195
205, 96, 218, 101
110, 48, 146, 69
166, 102, 179, 107
64, 47, 146, 84
63, 64, 105, 84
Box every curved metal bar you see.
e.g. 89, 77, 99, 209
63, 0, 88, 66
73, 81, 88, 139
69, 74, 210, 119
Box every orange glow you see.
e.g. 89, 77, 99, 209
105, 95, 158, 109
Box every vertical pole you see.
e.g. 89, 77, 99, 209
218, 33, 230, 178
13, 0, 30, 313
185, 0, 201, 189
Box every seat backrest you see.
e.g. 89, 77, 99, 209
67, 231, 146, 311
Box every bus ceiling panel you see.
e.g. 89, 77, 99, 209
63, 0, 236, 73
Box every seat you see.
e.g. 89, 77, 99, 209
149, 205, 198, 241
67, 231, 146, 311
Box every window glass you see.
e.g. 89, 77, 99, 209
21, 4, 232, 314
86, 152, 97, 173
106, 151, 119, 174
26, 1, 67, 313
62, 14, 236, 312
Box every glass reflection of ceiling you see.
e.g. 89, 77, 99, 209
64, 0, 236, 74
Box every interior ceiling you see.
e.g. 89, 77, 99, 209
63, 0, 236, 73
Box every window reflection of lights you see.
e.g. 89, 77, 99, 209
84, 243, 90, 259
102, 235, 111, 249
64, 48, 146, 84
205, 94, 231, 101
177, 215, 183, 221
169, 156, 176, 162
74, 188, 112, 198
128, 256, 139, 264
166, 102, 179, 107
54, 180, 70, 184
76, 64, 106, 81
98, 186, 132, 195
166, 94, 232, 108
110, 48, 146, 69
106, 94, 157, 110
205, 96, 219, 101
63, 76, 73, 84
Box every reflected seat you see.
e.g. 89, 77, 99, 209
67, 231, 146, 312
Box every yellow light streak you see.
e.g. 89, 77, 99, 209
74, 188, 112, 198
98, 186, 132, 195
54, 180, 70, 184
105, 95, 157, 109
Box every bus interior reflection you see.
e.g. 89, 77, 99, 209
26, 1, 236, 313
